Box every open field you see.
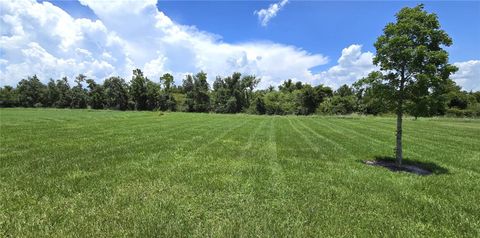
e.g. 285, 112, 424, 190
1, 108, 479, 236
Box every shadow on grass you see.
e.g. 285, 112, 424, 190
362, 156, 449, 176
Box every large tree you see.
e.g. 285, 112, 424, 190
158, 73, 177, 111
86, 79, 105, 109
103, 76, 129, 110
373, 4, 457, 166
182, 75, 195, 112
70, 74, 88, 109
130, 69, 148, 110
192, 71, 210, 112
160, 73, 175, 93
0, 86, 18, 107
16, 75, 47, 107
182, 72, 210, 112
56, 77, 72, 108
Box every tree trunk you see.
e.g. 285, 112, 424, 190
395, 106, 403, 167
395, 73, 405, 167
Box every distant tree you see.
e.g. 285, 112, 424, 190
86, 79, 105, 109
264, 91, 295, 115
241, 75, 260, 107
103, 76, 129, 110
145, 79, 161, 110
182, 72, 211, 112
70, 74, 88, 109
314, 84, 333, 105
279, 79, 295, 93
0, 86, 18, 107
211, 73, 259, 113
406, 76, 460, 118
213, 73, 241, 113
130, 69, 148, 110
267, 85, 275, 92
335, 84, 354, 98
158, 93, 177, 111
192, 71, 210, 112
264, 91, 284, 115
354, 71, 393, 115
160, 73, 175, 93
55, 77, 72, 108
212, 76, 230, 113
16, 75, 47, 107
45, 79, 59, 107
473, 91, 480, 103
225, 72, 243, 112
253, 96, 266, 115
182, 74, 195, 112
315, 84, 356, 115
447, 86, 469, 110
294, 85, 318, 115
317, 95, 356, 115
158, 73, 177, 111
373, 4, 458, 166
294, 81, 304, 91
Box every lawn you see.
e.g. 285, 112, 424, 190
0, 108, 479, 237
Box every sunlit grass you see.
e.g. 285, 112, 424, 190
1, 108, 479, 236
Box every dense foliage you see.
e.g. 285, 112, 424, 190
1, 69, 479, 117
371, 4, 460, 165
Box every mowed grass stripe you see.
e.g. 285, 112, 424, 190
1, 114, 236, 204
357, 116, 480, 149
286, 117, 321, 154
318, 117, 442, 159
1, 114, 253, 236
0, 111, 207, 164
293, 117, 356, 161
330, 116, 477, 156
372, 117, 480, 145
307, 117, 403, 158
331, 117, 480, 173
1, 109, 479, 237
0, 112, 226, 180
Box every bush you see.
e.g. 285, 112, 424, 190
316, 95, 356, 115
445, 108, 479, 118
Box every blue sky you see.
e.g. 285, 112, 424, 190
158, 1, 480, 68
1, 0, 479, 90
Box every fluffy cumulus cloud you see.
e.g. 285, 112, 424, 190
316, 44, 377, 88
254, 0, 289, 27
315, 45, 480, 90
0, 0, 129, 85
1, 0, 477, 90
0, 0, 327, 88
452, 60, 480, 91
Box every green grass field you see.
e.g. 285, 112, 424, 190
1, 109, 479, 237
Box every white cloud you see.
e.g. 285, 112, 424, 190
314, 45, 480, 91
254, 0, 289, 27
315, 44, 377, 88
1, 0, 477, 91
452, 60, 480, 91
0, 0, 328, 88
0, 0, 129, 85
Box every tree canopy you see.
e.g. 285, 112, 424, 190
372, 4, 458, 166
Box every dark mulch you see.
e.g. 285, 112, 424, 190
363, 156, 449, 175
364, 160, 432, 175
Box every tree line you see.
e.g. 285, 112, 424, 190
0, 69, 478, 117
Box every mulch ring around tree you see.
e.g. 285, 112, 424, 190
364, 160, 432, 176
